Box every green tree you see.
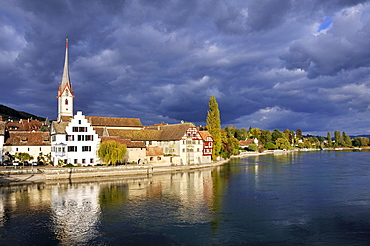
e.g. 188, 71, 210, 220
327, 131, 332, 147
259, 130, 272, 145
334, 130, 342, 147
220, 130, 240, 158
234, 128, 247, 140
98, 140, 127, 165
342, 131, 351, 147
247, 143, 258, 152
14, 152, 34, 163
272, 129, 286, 143
265, 142, 276, 150
296, 129, 303, 139
276, 138, 290, 150
206, 96, 222, 161
248, 128, 261, 140
352, 137, 369, 147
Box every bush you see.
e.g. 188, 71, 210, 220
265, 142, 276, 150
247, 143, 257, 151
64, 163, 76, 167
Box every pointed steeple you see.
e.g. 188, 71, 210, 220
58, 38, 74, 98
57, 38, 74, 121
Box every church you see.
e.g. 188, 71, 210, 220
50, 39, 214, 166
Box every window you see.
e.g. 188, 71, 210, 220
90, 158, 94, 164
68, 146, 77, 152
74, 159, 78, 164
52, 135, 56, 141
82, 146, 91, 152
85, 135, 94, 141
16, 148, 18, 151
79, 127, 87, 132
157, 157, 161, 160
73, 127, 87, 132
65, 99, 68, 105
66, 135, 74, 141
40, 147, 42, 151
82, 159, 86, 164
79, 120, 81, 124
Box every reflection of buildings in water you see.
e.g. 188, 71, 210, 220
51, 184, 101, 245
0, 184, 52, 227
0, 192, 4, 227
102, 169, 215, 224
149, 169, 214, 224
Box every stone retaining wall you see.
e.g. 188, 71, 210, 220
0, 160, 228, 184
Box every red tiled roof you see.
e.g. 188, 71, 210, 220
86, 116, 142, 127
52, 121, 69, 134
60, 116, 73, 122
5, 119, 49, 131
4, 131, 51, 146
157, 123, 195, 140
146, 146, 164, 156
199, 131, 213, 141
100, 137, 145, 148
239, 139, 255, 146
97, 128, 162, 140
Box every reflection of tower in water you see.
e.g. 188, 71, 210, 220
51, 184, 101, 245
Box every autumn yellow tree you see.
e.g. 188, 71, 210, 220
98, 140, 127, 165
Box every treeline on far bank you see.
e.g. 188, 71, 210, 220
209, 126, 370, 158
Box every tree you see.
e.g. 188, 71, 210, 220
248, 128, 261, 140
234, 128, 247, 140
296, 129, 303, 139
334, 130, 342, 147
98, 140, 127, 165
265, 142, 276, 150
14, 152, 34, 163
272, 129, 286, 143
260, 130, 272, 145
206, 95, 221, 161
247, 143, 258, 152
342, 131, 351, 147
352, 137, 369, 147
276, 138, 290, 150
327, 131, 332, 147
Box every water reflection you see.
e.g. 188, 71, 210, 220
51, 184, 101, 245
1, 151, 369, 245
0, 167, 222, 245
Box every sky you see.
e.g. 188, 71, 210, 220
1, 0, 370, 136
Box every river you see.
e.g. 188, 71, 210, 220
0, 150, 369, 245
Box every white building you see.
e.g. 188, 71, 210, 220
51, 111, 100, 166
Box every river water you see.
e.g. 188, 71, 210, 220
0, 150, 369, 245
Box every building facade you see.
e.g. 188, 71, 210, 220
51, 111, 100, 165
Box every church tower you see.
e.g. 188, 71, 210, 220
57, 38, 74, 121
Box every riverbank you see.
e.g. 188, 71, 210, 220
0, 159, 230, 185
1, 148, 360, 185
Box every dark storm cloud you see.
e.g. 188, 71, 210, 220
2, 0, 370, 135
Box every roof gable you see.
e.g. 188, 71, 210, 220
157, 123, 196, 140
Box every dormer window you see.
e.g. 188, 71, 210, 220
65, 99, 68, 105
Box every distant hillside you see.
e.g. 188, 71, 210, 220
0, 104, 46, 121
